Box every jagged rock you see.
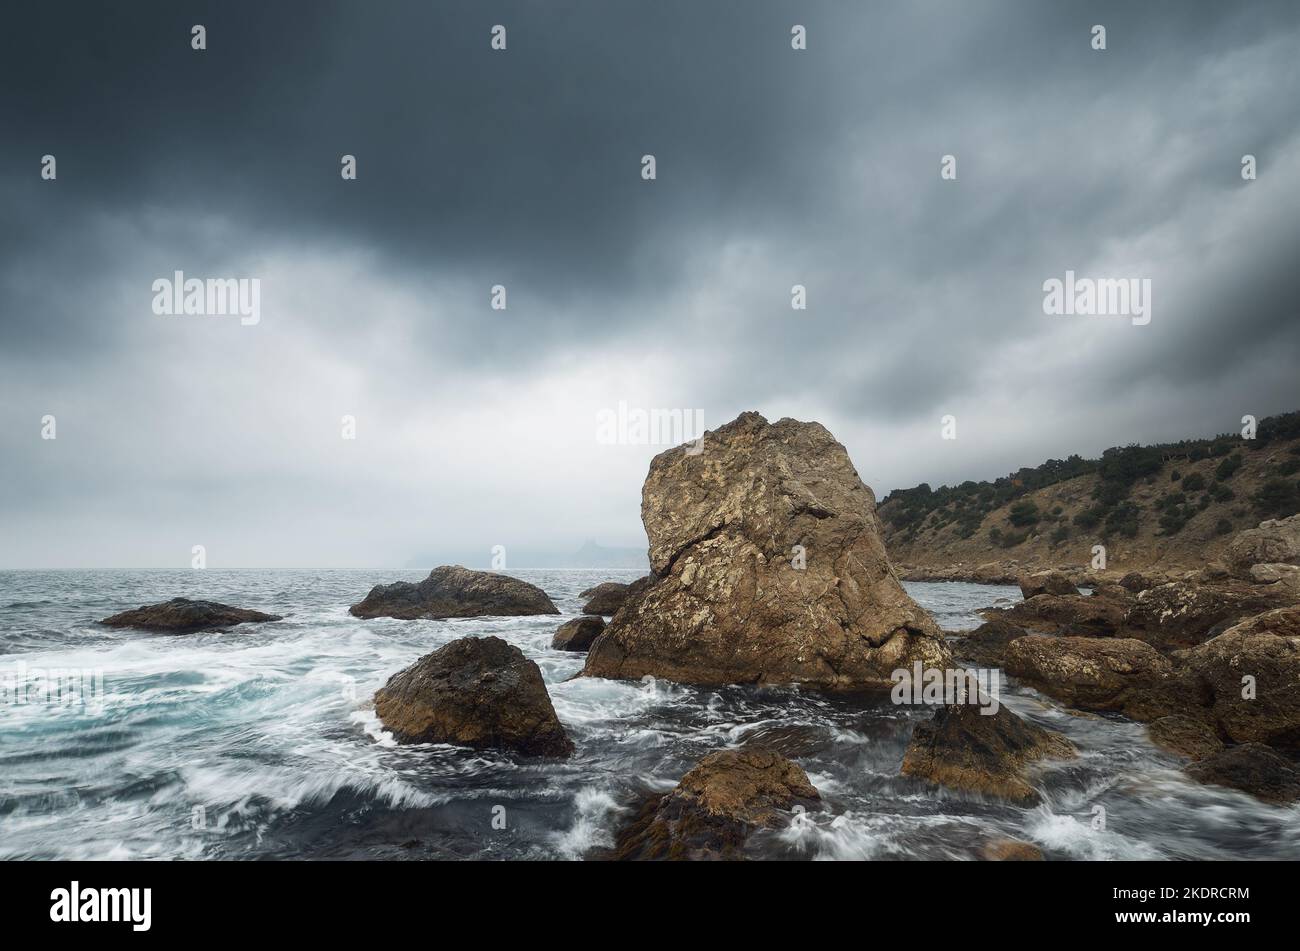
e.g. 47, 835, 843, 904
350, 565, 559, 620
1125, 579, 1294, 647
1185, 743, 1300, 804
1148, 715, 1224, 761
100, 598, 281, 633
611, 748, 819, 860
980, 839, 1044, 861
1019, 570, 1079, 599
581, 412, 948, 688
901, 703, 1076, 805
1223, 515, 1300, 579
951, 620, 1027, 667
580, 580, 636, 615
372, 636, 573, 757
1119, 572, 1158, 593
552, 615, 606, 652
1179, 607, 1300, 749
982, 594, 1125, 637
1003, 635, 1194, 721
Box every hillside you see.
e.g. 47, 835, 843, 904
878, 411, 1300, 579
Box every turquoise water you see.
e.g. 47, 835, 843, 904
0, 570, 1296, 860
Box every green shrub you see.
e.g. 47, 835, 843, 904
1215, 454, 1243, 481
1181, 472, 1207, 492
1214, 518, 1234, 535
1253, 479, 1300, 520
1008, 500, 1041, 527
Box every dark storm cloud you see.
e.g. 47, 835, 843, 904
2, 0, 1299, 566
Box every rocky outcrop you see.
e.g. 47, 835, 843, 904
611, 748, 819, 860
580, 581, 634, 615
901, 703, 1076, 805
982, 594, 1126, 637
1019, 570, 1079, 599
1124, 579, 1294, 647
1178, 607, 1300, 749
100, 598, 282, 633
581, 412, 948, 688
1223, 515, 1300, 579
1185, 743, 1300, 804
1148, 715, 1223, 761
372, 636, 573, 757
350, 566, 559, 620
1251, 563, 1300, 595
552, 615, 606, 652
950, 620, 1027, 668
1002, 635, 1194, 721
1119, 572, 1159, 593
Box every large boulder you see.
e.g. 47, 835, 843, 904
580, 581, 637, 615
1222, 515, 1300, 579
901, 703, 1076, 804
1185, 743, 1300, 804
350, 566, 559, 620
1147, 715, 1223, 761
372, 636, 573, 757
1002, 635, 1194, 721
611, 748, 819, 860
552, 615, 606, 652
1124, 579, 1294, 647
1179, 607, 1300, 749
100, 598, 281, 633
982, 594, 1126, 637
951, 620, 1027, 668
1018, 570, 1079, 599
581, 412, 948, 688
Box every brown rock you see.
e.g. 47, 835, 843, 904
612, 748, 819, 860
1222, 515, 1300, 579
980, 839, 1044, 861
1003, 635, 1194, 721
951, 620, 1027, 667
372, 636, 573, 757
901, 703, 1076, 805
1179, 607, 1300, 749
581, 412, 948, 688
580, 580, 637, 615
1019, 570, 1079, 599
551, 615, 606, 652
1119, 572, 1158, 593
983, 594, 1126, 637
350, 565, 559, 620
1148, 715, 1223, 761
1124, 579, 1295, 648
100, 598, 282, 633
1186, 743, 1300, 804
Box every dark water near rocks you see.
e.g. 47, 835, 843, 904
1, 569, 1296, 860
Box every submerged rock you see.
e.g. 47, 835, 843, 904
611, 748, 819, 860
582, 412, 948, 688
350, 565, 559, 620
900, 703, 1076, 804
372, 636, 573, 757
552, 615, 606, 652
99, 598, 281, 633
980, 838, 1045, 861
1186, 743, 1300, 804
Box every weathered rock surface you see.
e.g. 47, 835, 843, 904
1119, 572, 1159, 593
1185, 743, 1300, 804
581, 412, 948, 688
580, 581, 635, 615
551, 615, 606, 652
1251, 563, 1300, 595
1002, 635, 1193, 721
1019, 570, 1079, 599
100, 598, 282, 633
980, 839, 1045, 861
983, 594, 1126, 637
350, 566, 559, 620
951, 620, 1027, 668
1179, 607, 1300, 749
372, 636, 573, 757
1148, 715, 1223, 761
1124, 579, 1294, 647
1223, 515, 1300, 579
611, 748, 819, 860
901, 703, 1076, 805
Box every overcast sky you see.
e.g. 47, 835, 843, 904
2, 1, 1298, 569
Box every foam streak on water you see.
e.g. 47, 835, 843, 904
0, 570, 1295, 860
